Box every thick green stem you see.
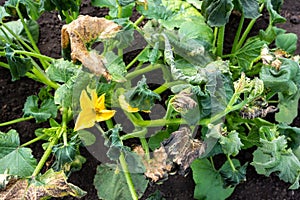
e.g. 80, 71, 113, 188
120, 128, 147, 140
62, 108, 68, 146
216, 26, 225, 57
119, 152, 138, 200
153, 81, 183, 94
31, 67, 59, 89
0, 116, 34, 127
32, 136, 59, 177
125, 64, 162, 80
134, 15, 145, 27
231, 15, 245, 53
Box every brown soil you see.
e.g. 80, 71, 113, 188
1, 0, 300, 200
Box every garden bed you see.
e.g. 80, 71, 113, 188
1, 0, 300, 199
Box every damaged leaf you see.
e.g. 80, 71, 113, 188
0, 169, 86, 199
61, 15, 121, 79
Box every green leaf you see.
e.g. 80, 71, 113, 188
275, 33, 298, 54
118, 0, 135, 6
201, 0, 234, 27
0, 130, 37, 177
103, 51, 127, 82
234, 0, 260, 19
92, 0, 134, 18
5, 44, 32, 81
148, 130, 171, 151
234, 37, 265, 70
136, 0, 172, 20
276, 91, 300, 124
94, 164, 148, 200
251, 133, 300, 189
265, 0, 286, 25
0, 6, 10, 22
46, 59, 79, 83
4, 0, 41, 20
125, 76, 161, 111
23, 95, 57, 123
78, 130, 96, 146
191, 159, 235, 200
219, 131, 243, 156
219, 159, 247, 187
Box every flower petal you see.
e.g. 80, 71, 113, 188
74, 108, 96, 131
95, 109, 116, 122
80, 90, 94, 110
95, 93, 106, 111
118, 95, 139, 112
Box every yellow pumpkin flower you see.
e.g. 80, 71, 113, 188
74, 89, 115, 131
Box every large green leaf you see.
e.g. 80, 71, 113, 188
136, 0, 172, 20
265, 0, 286, 25
233, 0, 260, 19
104, 51, 127, 82
234, 37, 265, 70
191, 158, 235, 200
251, 133, 300, 189
23, 95, 58, 123
0, 130, 37, 177
219, 159, 247, 187
5, 44, 32, 81
94, 164, 148, 200
201, 0, 234, 27
219, 130, 243, 156
275, 33, 298, 54
46, 59, 79, 83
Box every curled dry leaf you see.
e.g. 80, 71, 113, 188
0, 170, 86, 200
134, 127, 206, 182
61, 15, 121, 79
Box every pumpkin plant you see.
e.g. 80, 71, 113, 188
0, 0, 300, 200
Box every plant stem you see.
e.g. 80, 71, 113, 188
216, 26, 225, 57
21, 133, 47, 147
153, 81, 183, 94
126, 45, 149, 70
0, 116, 34, 127
231, 15, 245, 53
62, 108, 68, 146
226, 154, 236, 171
16, 3, 48, 69
125, 64, 162, 80
140, 137, 150, 160
119, 151, 138, 200
210, 157, 216, 171
31, 66, 59, 89
14, 50, 54, 62
32, 136, 59, 177
134, 15, 145, 27
120, 128, 147, 140
1, 23, 35, 53
235, 4, 264, 50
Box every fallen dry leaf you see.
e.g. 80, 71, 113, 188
61, 15, 121, 79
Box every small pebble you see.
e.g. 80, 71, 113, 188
290, 15, 300, 24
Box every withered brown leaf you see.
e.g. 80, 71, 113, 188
162, 127, 206, 174
0, 170, 86, 200
134, 127, 206, 182
61, 15, 121, 79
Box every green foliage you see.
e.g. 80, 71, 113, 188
4, 0, 41, 20
233, 0, 260, 19
265, 0, 286, 25
219, 159, 247, 187
5, 44, 32, 81
252, 127, 300, 189
275, 33, 298, 54
0, 130, 37, 177
46, 59, 79, 83
94, 164, 148, 200
92, 0, 134, 18
125, 76, 161, 110
191, 159, 235, 200
201, 0, 234, 27
219, 131, 243, 156
23, 95, 57, 123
